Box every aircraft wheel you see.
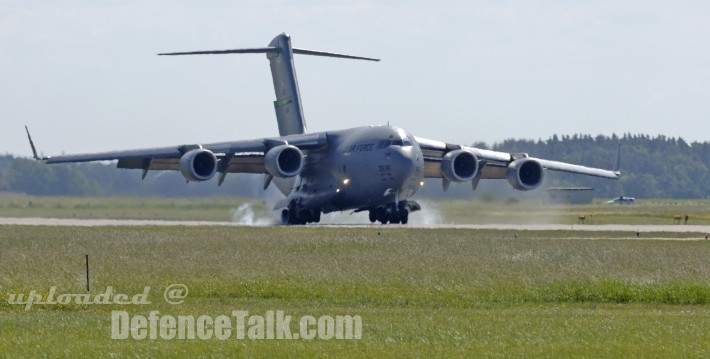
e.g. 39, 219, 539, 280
298, 209, 310, 225
281, 209, 290, 225
287, 207, 305, 225
313, 210, 321, 223
401, 211, 409, 224
288, 209, 298, 225
369, 211, 376, 223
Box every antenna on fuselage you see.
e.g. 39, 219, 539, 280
158, 33, 379, 137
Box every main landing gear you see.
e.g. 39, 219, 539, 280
281, 200, 321, 225
368, 200, 420, 225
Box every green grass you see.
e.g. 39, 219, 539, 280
430, 198, 710, 225
0, 195, 266, 222
1, 226, 709, 357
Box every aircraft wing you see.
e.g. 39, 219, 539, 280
32, 130, 327, 179
527, 158, 620, 179
415, 136, 620, 181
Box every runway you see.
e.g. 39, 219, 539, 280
1, 217, 710, 235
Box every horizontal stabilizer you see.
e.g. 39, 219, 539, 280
292, 48, 379, 61
158, 47, 278, 56
159, 47, 379, 62
158, 33, 380, 139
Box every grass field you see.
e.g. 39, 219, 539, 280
2, 195, 710, 225
1, 226, 709, 357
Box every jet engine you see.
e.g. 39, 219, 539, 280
179, 148, 218, 182
441, 150, 479, 182
264, 145, 304, 178
506, 158, 544, 191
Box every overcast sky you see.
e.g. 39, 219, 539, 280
2, 1, 709, 157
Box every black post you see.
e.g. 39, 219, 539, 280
85, 254, 90, 292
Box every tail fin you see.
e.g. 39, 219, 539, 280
266, 34, 308, 136
159, 33, 379, 136
25, 125, 47, 161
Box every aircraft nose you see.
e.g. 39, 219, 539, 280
390, 147, 416, 177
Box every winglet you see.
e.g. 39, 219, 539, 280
613, 142, 621, 175
25, 125, 47, 161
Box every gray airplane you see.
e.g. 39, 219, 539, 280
26, 33, 620, 225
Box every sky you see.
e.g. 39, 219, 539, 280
2, 0, 710, 157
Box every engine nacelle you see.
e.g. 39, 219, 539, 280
506, 158, 544, 191
179, 148, 218, 182
264, 145, 304, 178
441, 150, 479, 182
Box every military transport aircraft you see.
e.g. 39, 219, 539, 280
26, 33, 620, 225
605, 196, 636, 205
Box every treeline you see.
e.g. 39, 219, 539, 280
491, 134, 710, 199
1, 133, 709, 199
0, 155, 269, 198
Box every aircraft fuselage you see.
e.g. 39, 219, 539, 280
290, 125, 424, 214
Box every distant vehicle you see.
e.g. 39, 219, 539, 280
605, 196, 635, 204
26, 33, 620, 225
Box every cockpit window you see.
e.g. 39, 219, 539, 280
377, 132, 412, 148
395, 128, 413, 147
377, 139, 411, 148
377, 140, 392, 149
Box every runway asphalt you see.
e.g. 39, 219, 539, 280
1, 217, 710, 236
